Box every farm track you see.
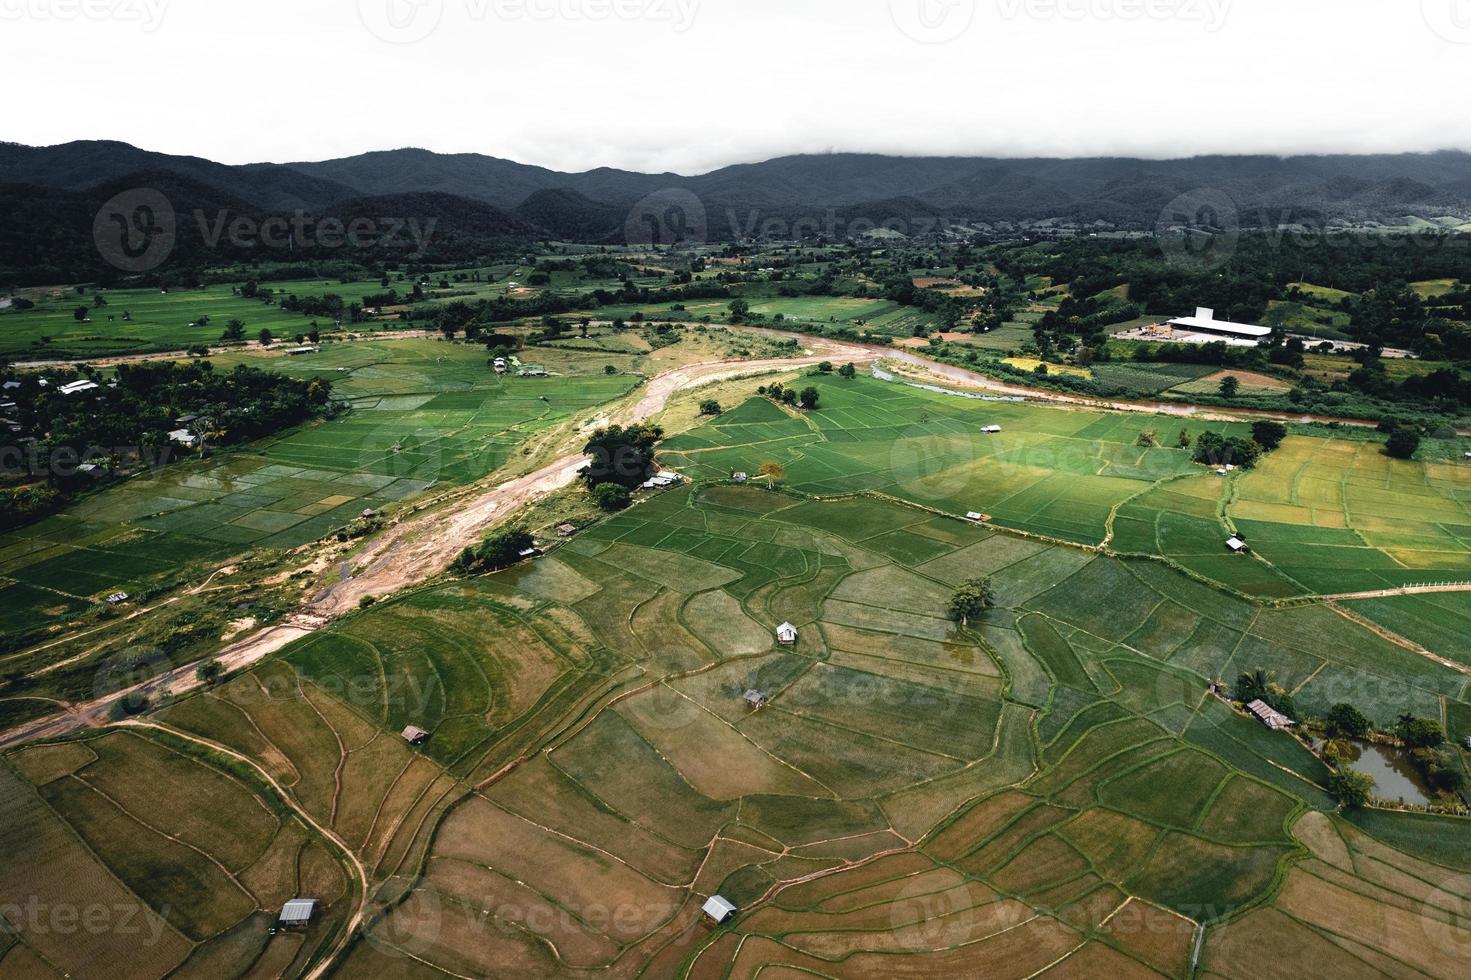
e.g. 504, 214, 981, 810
0, 344, 862, 751
118, 719, 371, 980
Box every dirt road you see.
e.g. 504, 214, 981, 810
0, 345, 854, 751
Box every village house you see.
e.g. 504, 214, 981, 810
776, 622, 798, 646
1246, 699, 1294, 731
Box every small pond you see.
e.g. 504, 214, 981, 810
1338, 740, 1438, 806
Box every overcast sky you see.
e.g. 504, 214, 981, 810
6, 0, 1471, 174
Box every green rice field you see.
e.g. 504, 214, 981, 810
661, 374, 1471, 603
7, 482, 1465, 977
0, 340, 635, 629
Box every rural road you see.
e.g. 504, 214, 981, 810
0, 343, 862, 752
3, 328, 1458, 753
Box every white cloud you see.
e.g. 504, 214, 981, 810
2, 0, 1467, 174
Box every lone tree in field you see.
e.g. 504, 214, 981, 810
1385, 427, 1421, 460
758, 462, 784, 488
1251, 420, 1288, 452
699, 399, 722, 416
1327, 769, 1375, 810
799, 386, 820, 410
1136, 430, 1159, 448
838, 362, 857, 379
1218, 375, 1240, 398
948, 578, 996, 627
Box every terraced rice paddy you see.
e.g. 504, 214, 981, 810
8, 482, 1467, 977
0, 340, 635, 630
4, 361, 1471, 978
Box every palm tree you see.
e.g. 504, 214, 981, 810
1235, 669, 1273, 702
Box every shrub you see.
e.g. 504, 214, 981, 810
1385, 427, 1421, 460
592, 482, 632, 512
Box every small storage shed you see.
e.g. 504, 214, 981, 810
776, 622, 798, 646
743, 690, 769, 709
278, 899, 317, 928
702, 895, 737, 925
401, 726, 430, 745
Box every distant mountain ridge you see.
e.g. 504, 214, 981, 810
4, 140, 1471, 242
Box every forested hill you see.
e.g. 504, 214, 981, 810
5, 140, 1471, 238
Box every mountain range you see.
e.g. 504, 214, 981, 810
5, 140, 1471, 254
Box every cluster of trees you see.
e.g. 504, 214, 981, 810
582, 424, 662, 491
1243, 692, 1469, 809
1234, 669, 1296, 720
758, 383, 820, 410
454, 526, 534, 574
1191, 420, 1287, 470
947, 578, 995, 627
0, 361, 332, 527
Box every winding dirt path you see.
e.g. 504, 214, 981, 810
0, 345, 857, 752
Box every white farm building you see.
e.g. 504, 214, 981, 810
1166, 308, 1273, 347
